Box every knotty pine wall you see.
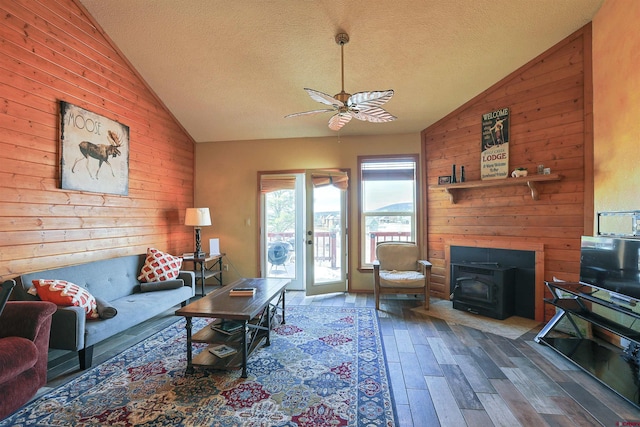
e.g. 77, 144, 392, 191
422, 25, 593, 321
0, 0, 195, 281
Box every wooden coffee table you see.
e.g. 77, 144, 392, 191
175, 277, 289, 378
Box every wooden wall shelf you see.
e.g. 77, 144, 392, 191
430, 173, 562, 204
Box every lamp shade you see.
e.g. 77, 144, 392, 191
185, 208, 211, 227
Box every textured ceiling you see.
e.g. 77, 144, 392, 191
79, 0, 603, 143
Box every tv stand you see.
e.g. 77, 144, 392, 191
536, 281, 640, 409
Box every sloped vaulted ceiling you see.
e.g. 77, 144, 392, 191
80, 0, 603, 142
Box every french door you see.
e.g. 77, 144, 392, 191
260, 170, 348, 295
304, 170, 347, 295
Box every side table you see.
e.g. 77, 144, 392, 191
183, 254, 225, 296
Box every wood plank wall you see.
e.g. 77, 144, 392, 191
422, 25, 593, 321
0, 0, 195, 281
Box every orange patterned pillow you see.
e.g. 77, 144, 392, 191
138, 248, 183, 282
32, 279, 99, 319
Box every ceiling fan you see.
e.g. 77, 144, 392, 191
285, 32, 396, 131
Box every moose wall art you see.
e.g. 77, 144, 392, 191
59, 101, 130, 195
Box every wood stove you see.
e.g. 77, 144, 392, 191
450, 262, 516, 320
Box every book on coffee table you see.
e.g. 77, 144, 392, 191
229, 287, 256, 297
209, 344, 237, 358
211, 320, 244, 335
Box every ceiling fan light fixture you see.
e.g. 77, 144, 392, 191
285, 32, 396, 131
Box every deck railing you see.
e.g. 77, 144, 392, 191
268, 230, 411, 265
267, 231, 338, 268
369, 231, 412, 262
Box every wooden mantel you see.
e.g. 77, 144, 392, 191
430, 173, 562, 204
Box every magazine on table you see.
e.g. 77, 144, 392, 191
211, 320, 244, 335
209, 344, 237, 358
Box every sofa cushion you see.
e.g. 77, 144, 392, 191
32, 279, 99, 319
0, 337, 37, 384
140, 279, 184, 293
138, 248, 183, 282
17, 255, 145, 303
83, 285, 193, 347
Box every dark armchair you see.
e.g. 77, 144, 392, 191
0, 280, 56, 420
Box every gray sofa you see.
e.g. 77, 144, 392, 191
13, 254, 194, 370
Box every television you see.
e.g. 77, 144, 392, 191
580, 236, 640, 303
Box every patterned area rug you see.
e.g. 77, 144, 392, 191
2, 306, 396, 427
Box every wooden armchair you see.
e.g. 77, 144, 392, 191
373, 242, 431, 310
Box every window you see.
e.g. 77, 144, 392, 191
358, 156, 418, 268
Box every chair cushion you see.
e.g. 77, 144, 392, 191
376, 243, 420, 271
379, 270, 425, 288
0, 337, 38, 384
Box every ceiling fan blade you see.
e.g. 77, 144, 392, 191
328, 112, 352, 131
304, 88, 343, 108
347, 90, 394, 110
285, 108, 335, 118
351, 107, 397, 123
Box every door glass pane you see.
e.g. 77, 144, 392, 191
265, 189, 296, 279
313, 184, 342, 283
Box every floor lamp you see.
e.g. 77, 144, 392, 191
185, 208, 211, 258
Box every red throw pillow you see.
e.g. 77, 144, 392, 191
32, 279, 99, 319
138, 248, 183, 282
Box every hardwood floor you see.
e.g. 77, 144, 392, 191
41, 290, 640, 426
